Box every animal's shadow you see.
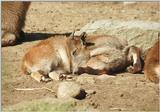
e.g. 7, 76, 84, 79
17, 32, 72, 44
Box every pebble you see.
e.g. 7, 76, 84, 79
97, 74, 115, 82
57, 81, 86, 99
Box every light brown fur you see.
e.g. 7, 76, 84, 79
144, 40, 160, 83
77, 34, 142, 75
21, 32, 90, 82
22, 32, 143, 81
2, 1, 30, 46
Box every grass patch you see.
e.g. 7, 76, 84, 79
3, 98, 78, 112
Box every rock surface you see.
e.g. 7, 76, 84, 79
97, 74, 116, 82
57, 81, 85, 99
75, 20, 160, 58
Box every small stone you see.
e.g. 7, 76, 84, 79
57, 81, 86, 99
97, 74, 115, 82
76, 74, 96, 84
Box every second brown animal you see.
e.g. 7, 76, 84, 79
144, 40, 160, 83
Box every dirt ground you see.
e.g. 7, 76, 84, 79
2, 2, 160, 111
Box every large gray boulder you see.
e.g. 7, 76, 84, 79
75, 20, 160, 58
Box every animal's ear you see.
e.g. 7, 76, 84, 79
69, 30, 75, 39
80, 32, 95, 47
80, 32, 87, 46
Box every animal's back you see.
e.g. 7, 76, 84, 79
21, 36, 68, 75
86, 35, 126, 50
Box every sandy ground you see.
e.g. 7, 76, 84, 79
2, 2, 160, 111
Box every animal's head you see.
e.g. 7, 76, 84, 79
68, 31, 91, 74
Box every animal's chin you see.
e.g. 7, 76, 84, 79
73, 67, 86, 75
71, 67, 78, 75
72, 60, 89, 75
72, 64, 87, 75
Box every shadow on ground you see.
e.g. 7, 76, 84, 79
18, 32, 72, 44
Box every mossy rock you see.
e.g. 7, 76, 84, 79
75, 20, 160, 58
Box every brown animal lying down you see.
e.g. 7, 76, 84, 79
21, 31, 90, 82
77, 33, 142, 75
144, 40, 160, 84
21, 32, 142, 82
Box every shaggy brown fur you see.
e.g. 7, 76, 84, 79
144, 40, 160, 83
77, 34, 143, 75
2, 1, 30, 46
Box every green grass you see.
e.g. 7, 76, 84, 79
3, 98, 77, 112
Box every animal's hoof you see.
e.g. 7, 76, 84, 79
31, 72, 43, 82
127, 64, 141, 74
127, 66, 136, 73
59, 74, 73, 81
2, 32, 16, 47
41, 76, 52, 82
30, 72, 51, 83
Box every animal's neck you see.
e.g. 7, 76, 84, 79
57, 44, 72, 73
